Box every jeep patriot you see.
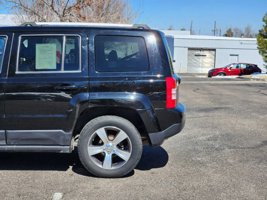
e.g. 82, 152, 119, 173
0, 22, 185, 177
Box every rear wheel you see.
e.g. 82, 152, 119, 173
78, 116, 143, 178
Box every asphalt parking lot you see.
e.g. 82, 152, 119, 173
0, 76, 266, 200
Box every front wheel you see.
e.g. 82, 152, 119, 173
78, 116, 143, 178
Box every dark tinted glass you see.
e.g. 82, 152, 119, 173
0, 36, 6, 72
64, 36, 80, 71
95, 35, 149, 72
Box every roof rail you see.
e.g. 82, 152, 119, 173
133, 24, 150, 29
20, 22, 150, 29
21, 22, 37, 27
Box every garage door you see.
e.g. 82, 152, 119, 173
188, 49, 216, 73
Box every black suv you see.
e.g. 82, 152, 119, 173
0, 22, 185, 177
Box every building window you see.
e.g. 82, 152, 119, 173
95, 35, 149, 72
17, 35, 80, 73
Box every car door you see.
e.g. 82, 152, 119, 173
243, 64, 255, 75
0, 34, 10, 145
228, 64, 241, 75
4, 31, 89, 146
238, 63, 246, 75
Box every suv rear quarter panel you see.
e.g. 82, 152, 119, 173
87, 29, 169, 134
88, 30, 168, 104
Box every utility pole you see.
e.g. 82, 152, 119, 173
214, 21, 221, 36
190, 20, 193, 35
212, 21, 217, 36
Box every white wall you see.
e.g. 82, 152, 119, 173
173, 48, 188, 73
216, 49, 265, 71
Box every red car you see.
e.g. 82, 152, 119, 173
208, 63, 262, 77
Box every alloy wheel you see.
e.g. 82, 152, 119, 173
87, 126, 132, 170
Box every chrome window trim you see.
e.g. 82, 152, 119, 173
0, 35, 8, 74
16, 34, 82, 74
61, 35, 66, 71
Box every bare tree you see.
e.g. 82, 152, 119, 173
244, 25, 255, 38
73, 0, 135, 23
233, 27, 243, 37
167, 25, 174, 30
6, 0, 136, 23
224, 26, 255, 38
224, 28, 234, 37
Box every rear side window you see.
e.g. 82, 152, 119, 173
65, 36, 80, 71
95, 35, 149, 72
0, 36, 7, 72
17, 35, 80, 73
240, 64, 247, 69
160, 32, 174, 74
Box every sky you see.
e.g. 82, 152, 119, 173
0, 0, 266, 35
129, 0, 266, 35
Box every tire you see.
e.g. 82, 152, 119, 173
217, 72, 226, 76
78, 115, 143, 178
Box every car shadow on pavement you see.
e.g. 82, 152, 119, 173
136, 145, 169, 170
0, 146, 169, 177
0, 152, 75, 171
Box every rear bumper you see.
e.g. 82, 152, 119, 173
148, 104, 185, 146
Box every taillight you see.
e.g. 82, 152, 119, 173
166, 77, 177, 109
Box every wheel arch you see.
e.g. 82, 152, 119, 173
72, 107, 150, 143
217, 72, 226, 76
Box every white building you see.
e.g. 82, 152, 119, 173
163, 30, 265, 73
